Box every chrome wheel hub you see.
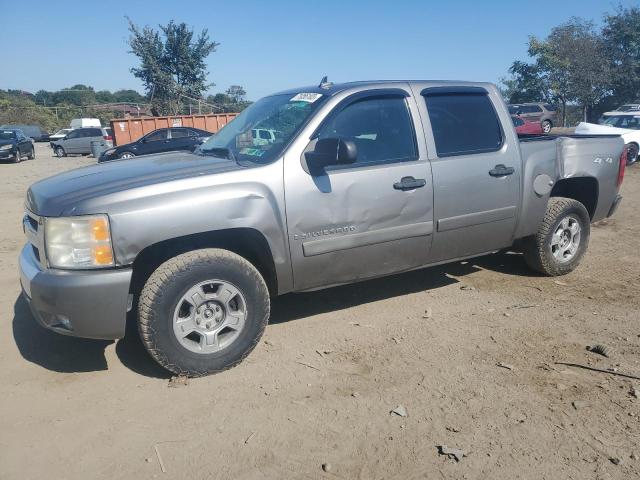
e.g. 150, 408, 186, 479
550, 215, 581, 263
172, 280, 247, 354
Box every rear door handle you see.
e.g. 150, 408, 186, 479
489, 164, 515, 177
393, 176, 427, 191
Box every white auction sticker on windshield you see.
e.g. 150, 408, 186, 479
290, 93, 322, 103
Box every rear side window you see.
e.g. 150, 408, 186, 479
89, 128, 102, 136
170, 128, 190, 139
145, 130, 167, 142
544, 104, 557, 112
424, 93, 503, 157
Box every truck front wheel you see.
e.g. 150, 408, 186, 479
137, 249, 270, 377
523, 197, 590, 276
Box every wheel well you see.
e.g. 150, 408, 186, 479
129, 228, 278, 298
550, 177, 598, 219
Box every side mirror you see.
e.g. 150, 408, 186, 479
305, 137, 357, 171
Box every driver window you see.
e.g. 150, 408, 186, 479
145, 130, 167, 142
316, 96, 417, 166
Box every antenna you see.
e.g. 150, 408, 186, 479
318, 76, 333, 89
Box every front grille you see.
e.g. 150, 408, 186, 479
26, 215, 38, 232
24, 210, 45, 268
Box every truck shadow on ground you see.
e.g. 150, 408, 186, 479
13, 251, 535, 378
271, 250, 535, 323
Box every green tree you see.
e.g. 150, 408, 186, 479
112, 89, 146, 103
226, 85, 246, 103
53, 84, 96, 106
95, 90, 114, 103
528, 18, 611, 124
500, 60, 550, 104
127, 18, 219, 115
600, 6, 640, 113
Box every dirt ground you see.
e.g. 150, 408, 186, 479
1, 143, 639, 480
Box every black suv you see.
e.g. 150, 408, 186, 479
99, 127, 213, 163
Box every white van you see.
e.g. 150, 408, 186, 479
70, 118, 101, 129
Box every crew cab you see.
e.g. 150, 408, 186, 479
19, 80, 626, 376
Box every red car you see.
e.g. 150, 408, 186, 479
512, 115, 543, 135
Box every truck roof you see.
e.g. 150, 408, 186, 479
272, 80, 495, 97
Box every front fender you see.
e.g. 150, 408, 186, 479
106, 162, 292, 293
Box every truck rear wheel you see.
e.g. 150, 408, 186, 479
523, 197, 590, 276
137, 249, 270, 377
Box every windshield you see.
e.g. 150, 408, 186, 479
0, 130, 17, 140
600, 115, 640, 130
199, 92, 325, 164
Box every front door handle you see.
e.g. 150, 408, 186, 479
393, 176, 427, 191
489, 164, 515, 177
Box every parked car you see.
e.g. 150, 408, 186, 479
50, 127, 112, 157
70, 118, 101, 129
0, 128, 35, 162
575, 111, 640, 164
0, 124, 49, 142
508, 103, 557, 133
614, 104, 640, 112
20, 80, 626, 376
511, 115, 543, 135
98, 127, 212, 162
49, 128, 73, 141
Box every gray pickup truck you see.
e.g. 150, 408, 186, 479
20, 80, 626, 376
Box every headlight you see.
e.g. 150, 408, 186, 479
0, 144, 13, 151
102, 148, 116, 156
45, 215, 114, 268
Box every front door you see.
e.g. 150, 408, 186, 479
415, 85, 521, 262
139, 129, 169, 155
284, 87, 434, 291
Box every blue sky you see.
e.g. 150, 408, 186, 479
0, 0, 636, 100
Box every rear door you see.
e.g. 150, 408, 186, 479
284, 86, 434, 291
82, 128, 104, 153
170, 128, 198, 151
414, 85, 521, 262
521, 105, 543, 123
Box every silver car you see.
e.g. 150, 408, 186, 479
50, 127, 112, 157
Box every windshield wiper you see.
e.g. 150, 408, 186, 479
200, 146, 237, 163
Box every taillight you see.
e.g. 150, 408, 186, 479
103, 135, 112, 141
617, 148, 627, 187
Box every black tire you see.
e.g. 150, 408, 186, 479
523, 197, 590, 276
138, 248, 270, 377
118, 151, 135, 159
55, 146, 66, 158
28, 144, 35, 160
626, 143, 639, 165
542, 120, 552, 134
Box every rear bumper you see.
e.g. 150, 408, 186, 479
19, 244, 132, 340
607, 194, 623, 218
